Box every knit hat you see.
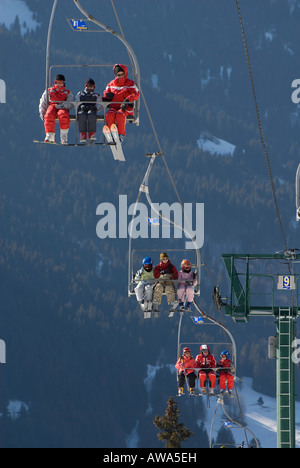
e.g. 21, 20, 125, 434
55, 74, 65, 83
85, 78, 95, 87
114, 64, 125, 75
160, 252, 169, 260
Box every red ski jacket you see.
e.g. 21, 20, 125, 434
103, 64, 139, 111
39, 85, 73, 120
218, 358, 233, 372
175, 355, 196, 375
195, 353, 217, 370
48, 85, 71, 104
154, 260, 178, 280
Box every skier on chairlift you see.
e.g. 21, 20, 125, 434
103, 64, 139, 144
218, 350, 234, 396
195, 344, 217, 395
75, 78, 102, 143
177, 259, 197, 312
153, 252, 178, 317
134, 257, 155, 319
39, 74, 74, 144
175, 347, 196, 396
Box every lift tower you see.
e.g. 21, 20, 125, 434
222, 251, 300, 448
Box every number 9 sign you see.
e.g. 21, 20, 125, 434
283, 276, 291, 290
277, 275, 295, 290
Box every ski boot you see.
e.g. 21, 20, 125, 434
168, 301, 178, 318
60, 129, 69, 145
143, 300, 152, 318
178, 387, 184, 396
189, 387, 195, 396
89, 132, 96, 141
144, 300, 152, 311
80, 132, 87, 143
44, 132, 55, 143
152, 301, 159, 318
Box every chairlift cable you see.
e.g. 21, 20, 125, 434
235, 0, 287, 252
235, 0, 294, 311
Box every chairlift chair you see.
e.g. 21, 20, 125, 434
39, 1, 141, 148
128, 248, 201, 298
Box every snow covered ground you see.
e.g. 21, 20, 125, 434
0, 0, 40, 36
197, 133, 236, 157
139, 365, 300, 448
206, 376, 300, 448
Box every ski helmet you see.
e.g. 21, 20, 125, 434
142, 256, 153, 271
200, 344, 209, 353
183, 347, 191, 354
220, 350, 230, 359
181, 259, 192, 271
55, 74, 65, 83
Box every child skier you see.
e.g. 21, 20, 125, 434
153, 252, 178, 317
102, 64, 139, 143
195, 344, 217, 395
134, 257, 155, 319
177, 259, 197, 311
218, 350, 235, 396
39, 74, 74, 144
175, 347, 196, 396
75, 78, 102, 143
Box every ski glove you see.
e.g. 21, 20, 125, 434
102, 92, 115, 102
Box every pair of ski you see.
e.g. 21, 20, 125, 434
103, 124, 125, 162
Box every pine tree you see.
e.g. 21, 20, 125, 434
153, 397, 194, 448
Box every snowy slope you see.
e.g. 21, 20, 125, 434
141, 365, 300, 448
197, 133, 236, 157
0, 0, 40, 36
206, 376, 300, 448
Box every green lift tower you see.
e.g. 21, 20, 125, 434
222, 251, 300, 448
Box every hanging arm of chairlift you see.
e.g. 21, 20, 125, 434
73, 0, 141, 119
